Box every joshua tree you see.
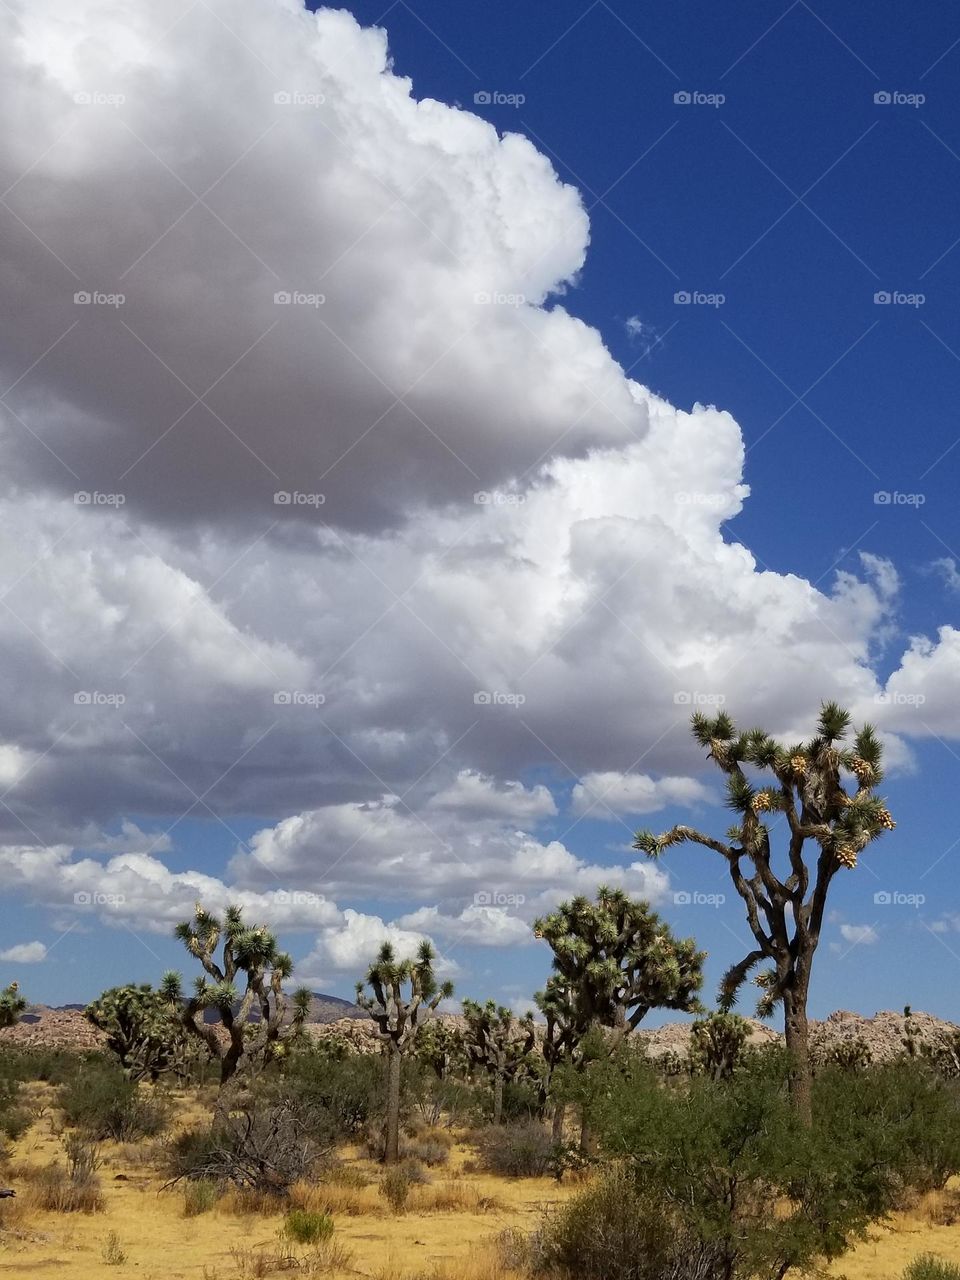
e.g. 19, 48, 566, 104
85, 981, 186, 1081
461, 999, 537, 1125
689, 1010, 751, 1081
534, 975, 580, 1139
534, 886, 704, 1147
355, 940, 453, 1164
415, 1017, 465, 1081
170, 903, 311, 1093
0, 982, 25, 1028
634, 703, 896, 1123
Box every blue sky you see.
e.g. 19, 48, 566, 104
1, 0, 959, 1027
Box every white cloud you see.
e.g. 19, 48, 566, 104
0, 941, 47, 964
571, 771, 713, 818
426, 771, 556, 822
839, 924, 879, 946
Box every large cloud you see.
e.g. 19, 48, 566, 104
0, 0, 956, 1003
0, 0, 642, 532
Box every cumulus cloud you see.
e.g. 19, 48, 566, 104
0, 0, 954, 1006
0, 0, 641, 532
0, 941, 47, 963
425, 771, 556, 822
571, 771, 713, 818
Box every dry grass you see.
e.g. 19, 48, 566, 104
373, 1236, 527, 1280
19, 1161, 104, 1213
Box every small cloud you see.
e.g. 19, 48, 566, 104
0, 941, 47, 964
930, 557, 960, 593
624, 316, 662, 357
839, 924, 878, 946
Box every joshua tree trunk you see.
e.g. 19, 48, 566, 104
493, 1071, 504, 1126
385, 1045, 402, 1165
783, 979, 812, 1126
552, 1100, 565, 1142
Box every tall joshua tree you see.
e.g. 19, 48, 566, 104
462, 999, 536, 1125
634, 703, 896, 1122
534, 974, 581, 1139
534, 887, 704, 1147
170, 903, 311, 1092
355, 940, 453, 1164
0, 982, 25, 1028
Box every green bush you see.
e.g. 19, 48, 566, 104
583, 1048, 908, 1280
279, 1044, 385, 1139
473, 1121, 554, 1177
283, 1208, 334, 1244
379, 1165, 413, 1214
903, 1258, 960, 1280
182, 1178, 220, 1216
815, 1060, 960, 1195
538, 1163, 718, 1280
59, 1062, 170, 1140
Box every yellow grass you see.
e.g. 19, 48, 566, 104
1, 1084, 959, 1279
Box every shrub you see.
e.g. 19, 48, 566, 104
380, 1166, 413, 1214
583, 1049, 908, 1280
182, 1178, 220, 1216
280, 1045, 385, 1139
473, 1121, 554, 1177
283, 1208, 334, 1244
167, 1100, 328, 1194
400, 1135, 449, 1167
29, 1149, 104, 1213
101, 1231, 127, 1265
59, 1062, 169, 1140
538, 1163, 717, 1280
904, 1259, 960, 1280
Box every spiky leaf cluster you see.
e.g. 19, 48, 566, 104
689, 1011, 751, 1081
355, 940, 454, 1054
533, 886, 704, 1047
461, 998, 537, 1086
85, 981, 186, 1081
170, 902, 310, 1083
0, 982, 25, 1029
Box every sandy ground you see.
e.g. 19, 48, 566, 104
0, 1086, 958, 1279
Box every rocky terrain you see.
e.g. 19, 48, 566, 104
1, 1002, 956, 1063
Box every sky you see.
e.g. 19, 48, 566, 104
0, 0, 959, 1025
